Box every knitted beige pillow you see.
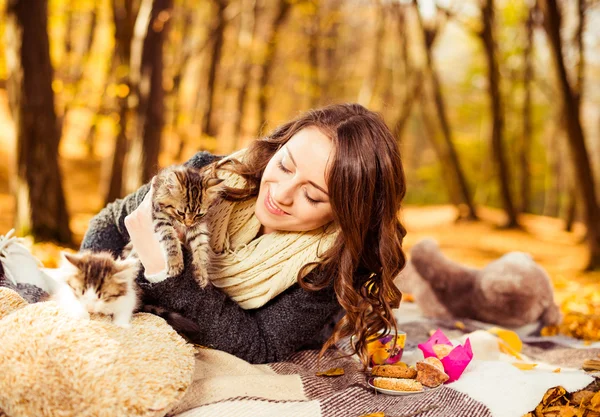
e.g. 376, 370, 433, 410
0, 287, 195, 417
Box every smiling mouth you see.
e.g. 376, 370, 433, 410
265, 188, 288, 215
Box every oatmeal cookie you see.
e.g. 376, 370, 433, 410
373, 377, 423, 392
371, 364, 417, 379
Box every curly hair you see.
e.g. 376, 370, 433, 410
216, 103, 407, 367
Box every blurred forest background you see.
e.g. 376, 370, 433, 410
1, 0, 600, 336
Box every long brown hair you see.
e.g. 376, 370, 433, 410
216, 103, 407, 366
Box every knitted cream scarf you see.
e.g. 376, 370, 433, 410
205, 149, 338, 309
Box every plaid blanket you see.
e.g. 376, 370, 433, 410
167, 315, 597, 417
169, 347, 492, 417
0, 271, 596, 417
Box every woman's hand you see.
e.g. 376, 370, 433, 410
124, 185, 166, 276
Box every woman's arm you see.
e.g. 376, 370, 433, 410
80, 151, 221, 255
137, 252, 343, 364
82, 150, 342, 363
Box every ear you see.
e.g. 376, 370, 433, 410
113, 258, 140, 282
115, 257, 140, 273
62, 251, 83, 269
156, 169, 183, 199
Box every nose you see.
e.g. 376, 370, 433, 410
272, 181, 294, 207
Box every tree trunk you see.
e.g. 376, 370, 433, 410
357, 5, 384, 107
231, 0, 259, 150
563, 0, 585, 231
202, 0, 227, 139
170, 8, 196, 160
256, 0, 292, 135
319, 0, 341, 104
391, 4, 420, 142
418, 93, 460, 207
5, 0, 72, 244
307, 0, 321, 107
393, 72, 422, 142
414, 1, 478, 220
104, 0, 138, 204
540, 0, 600, 270
541, 113, 563, 217
124, 0, 173, 194
480, 0, 519, 228
520, 6, 534, 214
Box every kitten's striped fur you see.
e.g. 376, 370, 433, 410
144, 166, 222, 287
54, 251, 140, 327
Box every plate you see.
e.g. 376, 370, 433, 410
367, 377, 443, 396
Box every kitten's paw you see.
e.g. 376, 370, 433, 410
113, 318, 132, 328
195, 271, 209, 288
62, 304, 90, 321
166, 263, 184, 278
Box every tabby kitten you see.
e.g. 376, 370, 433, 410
53, 251, 141, 328
143, 166, 223, 287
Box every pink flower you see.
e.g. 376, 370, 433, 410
417, 329, 473, 382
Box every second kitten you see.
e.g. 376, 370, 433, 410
52, 251, 140, 328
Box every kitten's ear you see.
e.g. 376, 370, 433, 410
113, 258, 140, 282
62, 252, 83, 269
154, 169, 182, 200
165, 170, 184, 195
115, 257, 140, 273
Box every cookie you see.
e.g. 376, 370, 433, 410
423, 357, 444, 372
373, 377, 423, 392
416, 361, 449, 388
371, 364, 417, 379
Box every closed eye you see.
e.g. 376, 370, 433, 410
176, 210, 185, 217
277, 160, 292, 174
304, 192, 319, 206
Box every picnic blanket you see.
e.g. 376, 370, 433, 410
163, 312, 595, 417
0, 273, 597, 417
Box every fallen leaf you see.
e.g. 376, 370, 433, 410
316, 367, 345, 377
489, 327, 523, 352
553, 368, 561, 373
513, 363, 538, 371
569, 390, 595, 406
542, 387, 567, 406
359, 413, 384, 417
455, 321, 466, 330
590, 392, 600, 409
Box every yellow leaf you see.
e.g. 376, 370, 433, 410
590, 391, 600, 408
455, 321, 466, 330
489, 327, 523, 352
499, 340, 523, 360
316, 367, 345, 377
541, 386, 566, 406
553, 368, 561, 373
512, 363, 538, 371
359, 413, 385, 417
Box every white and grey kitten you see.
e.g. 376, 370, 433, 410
52, 251, 141, 328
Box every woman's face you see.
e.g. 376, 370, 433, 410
255, 126, 334, 234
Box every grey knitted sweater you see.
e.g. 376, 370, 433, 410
80, 151, 345, 364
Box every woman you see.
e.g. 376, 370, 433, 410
81, 103, 407, 366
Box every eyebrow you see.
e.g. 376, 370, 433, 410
285, 146, 329, 196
